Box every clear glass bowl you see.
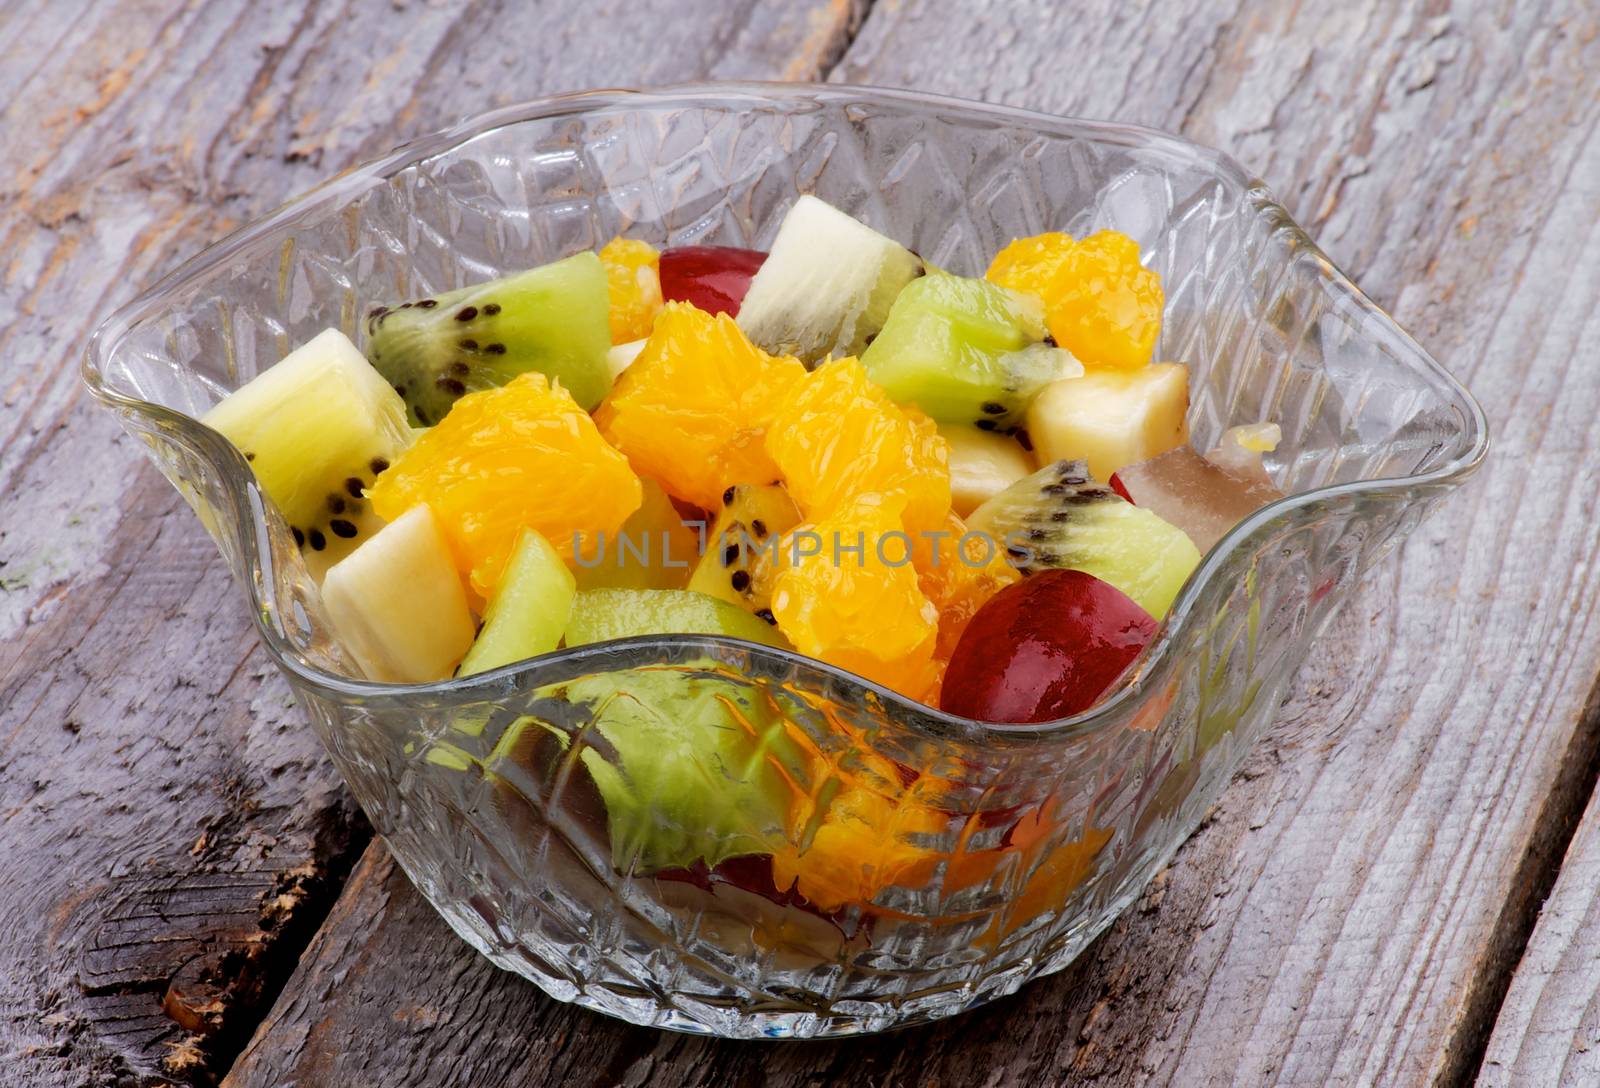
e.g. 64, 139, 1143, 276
83, 84, 1487, 1039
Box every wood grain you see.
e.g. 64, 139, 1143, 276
1480, 685, 1600, 1086
223, 2, 1600, 1086
0, 1, 863, 1084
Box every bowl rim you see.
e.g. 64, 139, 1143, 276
82, 80, 1491, 740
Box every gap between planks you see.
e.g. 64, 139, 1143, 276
1449, 674, 1600, 1085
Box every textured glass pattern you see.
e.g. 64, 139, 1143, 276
84, 85, 1487, 1038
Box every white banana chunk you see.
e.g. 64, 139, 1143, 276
321, 504, 476, 683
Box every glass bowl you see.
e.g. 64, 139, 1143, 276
83, 83, 1487, 1039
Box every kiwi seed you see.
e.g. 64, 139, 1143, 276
370, 457, 390, 474
755, 608, 777, 625
722, 486, 737, 505
484, 343, 506, 355
308, 529, 327, 551
751, 519, 767, 538
723, 542, 740, 566
456, 306, 478, 322
329, 519, 358, 539
975, 419, 998, 432
327, 494, 346, 514
460, 338, 478, 350
292, 527, 305, 547
447, 361, 469, 377
435, 376, 466, 396
244, 451, 255, 462
344, 477, 364, 497
482, 303, 501, 315
981, 401, 1007, 415
417, 299, 437, 309
731, 570, 751, 592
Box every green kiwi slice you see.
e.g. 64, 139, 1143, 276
564, 589, 789, 649
686, 483, 803, 621
201, 328, 413, 580
966, 459, 1202, 618
860, 272, 1080, 430
365, 251, 612, 426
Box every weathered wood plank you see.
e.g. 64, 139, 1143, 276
225, 1, 1600, 1086
835, 3, 1600, 1085
0, 1, 863, 1084
1480, 687, 1600, 1087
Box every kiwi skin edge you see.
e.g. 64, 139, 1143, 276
366, 251, 613, 427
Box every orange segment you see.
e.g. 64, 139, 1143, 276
597, 302, 806, 510
764, 357, 951, 536
368, 372, 640, 598
914, 512, 1020, 692
769, 495, 939, 699
988, 229, 1163, 371
771, 782, 948, 912
986, 230, 1075, 303
767, 695, 954, 912
598, 237, 663, 343
991, 814, 1113, 939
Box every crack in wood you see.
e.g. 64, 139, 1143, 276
167, 806, 369, 1085
1447, 674, 1600, 1087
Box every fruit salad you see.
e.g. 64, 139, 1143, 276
200, 196, 1286, 927
206, 194, 1283, 710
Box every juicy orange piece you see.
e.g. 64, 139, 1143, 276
1050, 230, 1164, 371
769, 495, 939, 699
772, 781, 948, 912
914, 512, 1020, 691
369, 372, 640, 598
768, 695, 954, 911
598, 237, 662, 343
764, 358, 950, 535
988, 229, 1163, 371
991, 815, 1113, 939
597, 302, 806, 510
986, 230, 1076, 303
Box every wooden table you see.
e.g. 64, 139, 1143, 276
4, 1, 1598, 1084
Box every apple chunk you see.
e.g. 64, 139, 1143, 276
1025, 362, 1189, 482
938, 422, 1035, 517
321, 504, 476, 683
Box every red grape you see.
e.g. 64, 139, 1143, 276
658, 245, 767, 316
940, 569, 1156, 724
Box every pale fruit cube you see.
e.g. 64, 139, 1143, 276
1115, 446, 1283, 553
321, 504, 476, 683
938, 423, 1036, 516
736, 195, 923, 362
1025, 362, 1189, 482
